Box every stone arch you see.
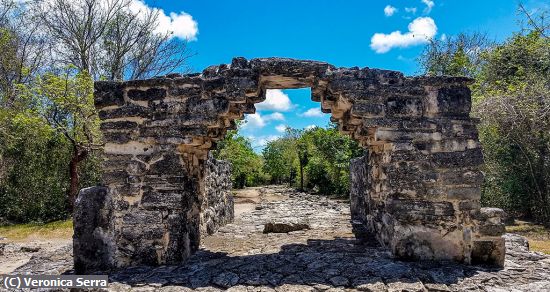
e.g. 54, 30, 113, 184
74, 58, 505, 273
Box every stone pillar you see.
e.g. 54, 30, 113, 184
349, 77, 505, 266
74, 76, 235, 272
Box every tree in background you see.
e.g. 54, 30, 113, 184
212, 129, 268, 189
37, 0, 193, 80
0, 0, 193, 224
419, 32, 491, 77
418, 5, 550, 224
261, 124, 362, 197
30, 68, 101, 211
0, 0, 48, 104
262, 136, 296, 185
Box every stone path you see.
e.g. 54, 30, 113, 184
10, 186, 550, 291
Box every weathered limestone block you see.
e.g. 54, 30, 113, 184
73, 186, 115, 273
263, 221, 310, 233
201, 153, 234, 235
80, 57, 505, 272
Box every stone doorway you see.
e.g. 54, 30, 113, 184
74, 57, 506, 274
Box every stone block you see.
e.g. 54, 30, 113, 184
351, 102, 385, 118
95, 81, 124, 108
471, 238, 505, 267
436, 86, 471, 117
73, 186, 115, 274
386, 97, 423, 118
127, 88, 167, 101
141, 189, 184, 210
431, 148, 484, 168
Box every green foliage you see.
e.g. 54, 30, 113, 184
213, 130, 268, 188
262, 125, 363, 196
0, 110, 71, 223
302, 126, 363, 195
0, 69, 101, 224
475, 31, 550, 223
262, 137, 296, 185
418, 32, 491, 77
418, 15, 550, 224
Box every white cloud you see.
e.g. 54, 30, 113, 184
265, 112, 285, 121
370, 17, 437, 53
127, 0, 198, 41
256, 89, 294, 112
300, 108, 324, 118
305, 125, 317, 130
421, 0, 435, 14
440, 33, 447, 41
405, 7, 417, 14
384, 5, 397, 16
275, 124, 288, 133
242, 112, 285, 130
243, 113, 265, 129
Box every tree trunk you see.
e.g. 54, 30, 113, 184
67, 146, 88, 213
299, 164, 304, 191
537, 130, 549, 220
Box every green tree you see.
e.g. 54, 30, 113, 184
262, 137, 295, 185
418, 32, 491, 77
418, 5, 550, 224
213, 129, 267, 188
302, 125, 363, 196
262, 124, 362, 196
475, 30, 550, 222
17, 68, 101, 212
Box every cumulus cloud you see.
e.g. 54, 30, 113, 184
405, 7, 417, 14
300, 108, 324, 118
242, 112, 285, 130
265, 112, 285, 121
127, 0, 198, 41
255, 89, 294, 112
384, 5, 397, 16
243, 113, 265, 129
421, 0, 435, 14
275, 124, 288, 133
370, 17, 437, 53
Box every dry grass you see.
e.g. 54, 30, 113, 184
0, 220, 73, 242
506, 220, 550, 255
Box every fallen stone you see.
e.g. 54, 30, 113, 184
20, 246, 40, 253
263, 222, 309, 233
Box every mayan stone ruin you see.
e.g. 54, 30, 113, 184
74, 57, 506, 274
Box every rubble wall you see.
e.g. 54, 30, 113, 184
202, 154, 234, 235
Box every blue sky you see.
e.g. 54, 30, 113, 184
141, 0, 548, 150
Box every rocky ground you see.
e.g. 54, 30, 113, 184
0, 236, 70, 275
5, 185, 550, 291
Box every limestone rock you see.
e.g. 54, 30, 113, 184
263, 221, 310, 233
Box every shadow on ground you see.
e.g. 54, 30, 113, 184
106, 237, 497, 290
